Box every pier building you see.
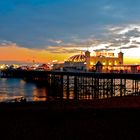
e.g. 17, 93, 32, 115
63, 53, 87, 71
85, 51, 124, 70
63, 51, 124, 72
52, 50, 140, 73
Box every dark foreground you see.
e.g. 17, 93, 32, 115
0, 100, 140, 140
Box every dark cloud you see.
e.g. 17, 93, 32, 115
46, 46, 81, 54
124, 28, 140, 37
111, 38, 130, 46
132, 40, 140, 45
94, 48, 115, 52
121, 45, 139, 50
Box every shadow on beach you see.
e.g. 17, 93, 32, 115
0, 101, 140, 140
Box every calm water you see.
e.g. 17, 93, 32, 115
0, 78, 47, 102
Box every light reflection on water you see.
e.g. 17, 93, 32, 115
0, 77, 138, 102
0, 78, 47, 102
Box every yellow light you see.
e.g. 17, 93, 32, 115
0, 65, 4, 69
103, 62, 106, 65
90, 62, 94, 65
114, 61, 118, 65
109, 62, 112, 65
52, 60, 58, 63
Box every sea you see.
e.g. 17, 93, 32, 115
0, 78, 47, 102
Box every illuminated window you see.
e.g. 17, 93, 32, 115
90, 62, 94, 65
114, 61, 118, 65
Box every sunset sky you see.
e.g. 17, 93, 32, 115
0, 0, 140, 64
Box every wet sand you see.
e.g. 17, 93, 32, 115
0, 99, 140, 140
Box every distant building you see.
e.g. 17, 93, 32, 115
52, 63, 64, 71
36, 64, 50, 70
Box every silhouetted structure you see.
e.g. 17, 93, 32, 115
1, 70, 140, 100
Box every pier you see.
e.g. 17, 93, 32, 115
1, 70, 140, 100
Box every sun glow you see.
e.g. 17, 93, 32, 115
0, 43, 140, 65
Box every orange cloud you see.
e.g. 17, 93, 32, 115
0, 44, 140, 64
0, 45, 74, 63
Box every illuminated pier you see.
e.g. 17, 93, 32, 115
1, 70, 140, 100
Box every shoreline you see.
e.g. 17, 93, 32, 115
1, 95, 140, 111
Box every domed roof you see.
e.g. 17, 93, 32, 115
67, 54, 87, 62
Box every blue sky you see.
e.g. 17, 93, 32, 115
0, 0, 140, 57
